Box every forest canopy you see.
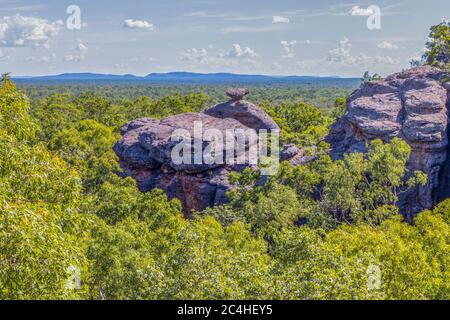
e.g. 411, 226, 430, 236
1, 21, 450, 300
1, 69, 449, 300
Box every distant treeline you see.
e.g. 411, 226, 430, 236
16, 83, 357, 110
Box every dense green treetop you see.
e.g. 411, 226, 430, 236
0, 58, 449, 300
424, 20, 450, 67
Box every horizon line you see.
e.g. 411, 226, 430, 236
10, 71, 361, 79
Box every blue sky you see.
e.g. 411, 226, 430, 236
0, 0, 448, 76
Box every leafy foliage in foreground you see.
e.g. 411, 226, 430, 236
0, 74, 449, 300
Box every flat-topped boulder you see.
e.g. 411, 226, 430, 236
226, 87, 249, 101
203, 88, 280, 131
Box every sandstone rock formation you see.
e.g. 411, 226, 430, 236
114, 89, 304, 215
226, 87, 250, 101
116, 68, 450, 219
203, 91, 280, 131
326, 66, 450, 221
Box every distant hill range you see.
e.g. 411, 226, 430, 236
13, 72, 360, 86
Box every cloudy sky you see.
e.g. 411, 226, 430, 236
0, 0, 448, 77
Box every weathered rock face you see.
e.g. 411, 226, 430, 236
114, 90, 303, 215
326, 66, 450, 220
203, 98, 280, 131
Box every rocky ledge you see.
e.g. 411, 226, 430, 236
114, 89, 307, 215
326, 66, 450, 220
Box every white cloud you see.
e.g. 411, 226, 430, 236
280, 40, 297, 58
295, 37, 398, 75
0, 14, 63, 48
181, 47, 211, 64
377, 41, 399, 49
180, 44, 260, 71
25, 53, 56, 63
272, 15, 290, 23
64, 40, 88, 62
123, 19, 155, 30
349, 6, 375, 16
320, 38, 398, 69
223, 43, 258, 58
130, 55, 155, 63
374, 56, 397, 64
325, 38, 397, 67
64, 54, 82, 62
327, 37, 352, 63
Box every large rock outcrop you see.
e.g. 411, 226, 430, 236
114, 89, 305, 215
116, 68, 450, 219
326, 66, 450, 220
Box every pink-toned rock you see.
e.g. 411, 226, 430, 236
226, 87, 249, 101
114, 90, 301, 215
202, 91, 280, 131
326, 66, 450, 220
